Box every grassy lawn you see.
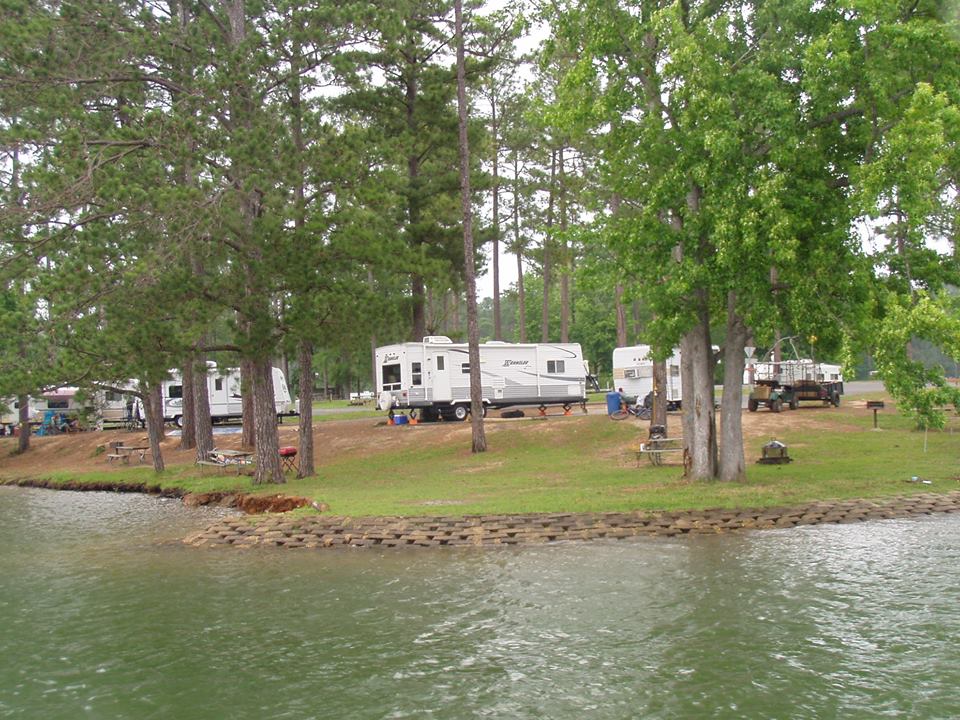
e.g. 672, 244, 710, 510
27, 400, 960, 518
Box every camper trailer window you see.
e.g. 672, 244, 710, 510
106, 391, 122, 402
547, 360, 566, 374
47, 400, 69, 409
215, 378, 223, 391
461, 363, 471, 374
169, 385, 183, 399
436, 356, 445, 371
382, 364, 401, 390
411, 362, 422, 386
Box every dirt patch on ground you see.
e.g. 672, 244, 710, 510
0, 401, 885, 481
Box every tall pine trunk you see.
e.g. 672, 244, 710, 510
541, 149, 557, 342
490, 83, 502, 340
297, 341, 315, 478
241, 359, 255, 448
17, 393, 30, 454
252, 358, 283, 483
455, 0, 486, 453
142, 383, 166, 472
178, 360, 196, 450
513, 151, 527, 343
193, 356, 214, 461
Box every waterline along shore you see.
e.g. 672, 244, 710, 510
179, 491, 960, 548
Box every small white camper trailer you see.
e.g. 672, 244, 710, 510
160, 364, 295, 426
376, 337, 587, 420
612, 345, 683, 410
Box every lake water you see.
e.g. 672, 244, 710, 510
2, 486, 959, 719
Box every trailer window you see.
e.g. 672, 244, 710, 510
47, 400, 69, 409
382, 364, 401, 390
436, 356, 445, 371
461, 363, 471, 374
547, 360, 565, 374
215, 378, 223, 391
169, 385, 183, 399
411, 362, 422, 386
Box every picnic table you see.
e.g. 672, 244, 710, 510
637, 436, 684, 467
107, 444, 152, 464
196, 448, 254, 475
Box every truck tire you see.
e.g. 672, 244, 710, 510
453, 405, 469, 421
831, 391, 841, 407
748, 399, 758, 412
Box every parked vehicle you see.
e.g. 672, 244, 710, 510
611, 345, 683, 410
375, 337, 588, 421
747, 338, 843, 412
160, 363, 296, 427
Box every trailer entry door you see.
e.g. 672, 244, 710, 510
432, 353, 451, 401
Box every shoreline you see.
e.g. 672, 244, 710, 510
6, 478, 959, 548
182, 492, 960, 548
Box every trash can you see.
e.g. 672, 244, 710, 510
606, 392, 622, 415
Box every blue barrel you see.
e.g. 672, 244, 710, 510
606, 392, 623, 415
394, 414, 409, 426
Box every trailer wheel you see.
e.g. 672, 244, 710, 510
771, 398, 783, 413
453, 404, 469, 422
174, 415, 183, 428
748, 398, 758, 412
831, 391, 841, 407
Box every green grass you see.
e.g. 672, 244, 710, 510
14, 401, 960, 518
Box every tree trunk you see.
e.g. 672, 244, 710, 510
541, 149, 557, 342
615, 284, 628, 346
490, 84, 502, 340
179, 360, 196, 450
193, 357, 214, 462
241, 358, 255, 448
680, 297, 717, 480
455, 0, 486, 453
652, 359, 667, 433
143, 383, 166, 472
513, 150, 527, 343
252, 357, 284, 483
17, 393, 30, 454
719, 292, 748, 482
558, 147, 570, 343
297, 340, 315, 478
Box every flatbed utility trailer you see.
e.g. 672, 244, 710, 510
747, 354, 843, 413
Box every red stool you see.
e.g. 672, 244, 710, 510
279, 446, 298, 473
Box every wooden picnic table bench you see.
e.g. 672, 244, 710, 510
106, 444, 152, 464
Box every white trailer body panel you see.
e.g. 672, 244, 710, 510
612, 345, 683, 405
376, 338, 587, 413
161, 364, 294, 424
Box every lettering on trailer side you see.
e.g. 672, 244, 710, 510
502, 360, 530, 367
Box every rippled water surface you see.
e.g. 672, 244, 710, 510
2, 486, 959, 719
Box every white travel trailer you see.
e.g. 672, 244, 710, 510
376, 337, 588, 421
612, 345, 683, 410
160, 364, 295, 427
